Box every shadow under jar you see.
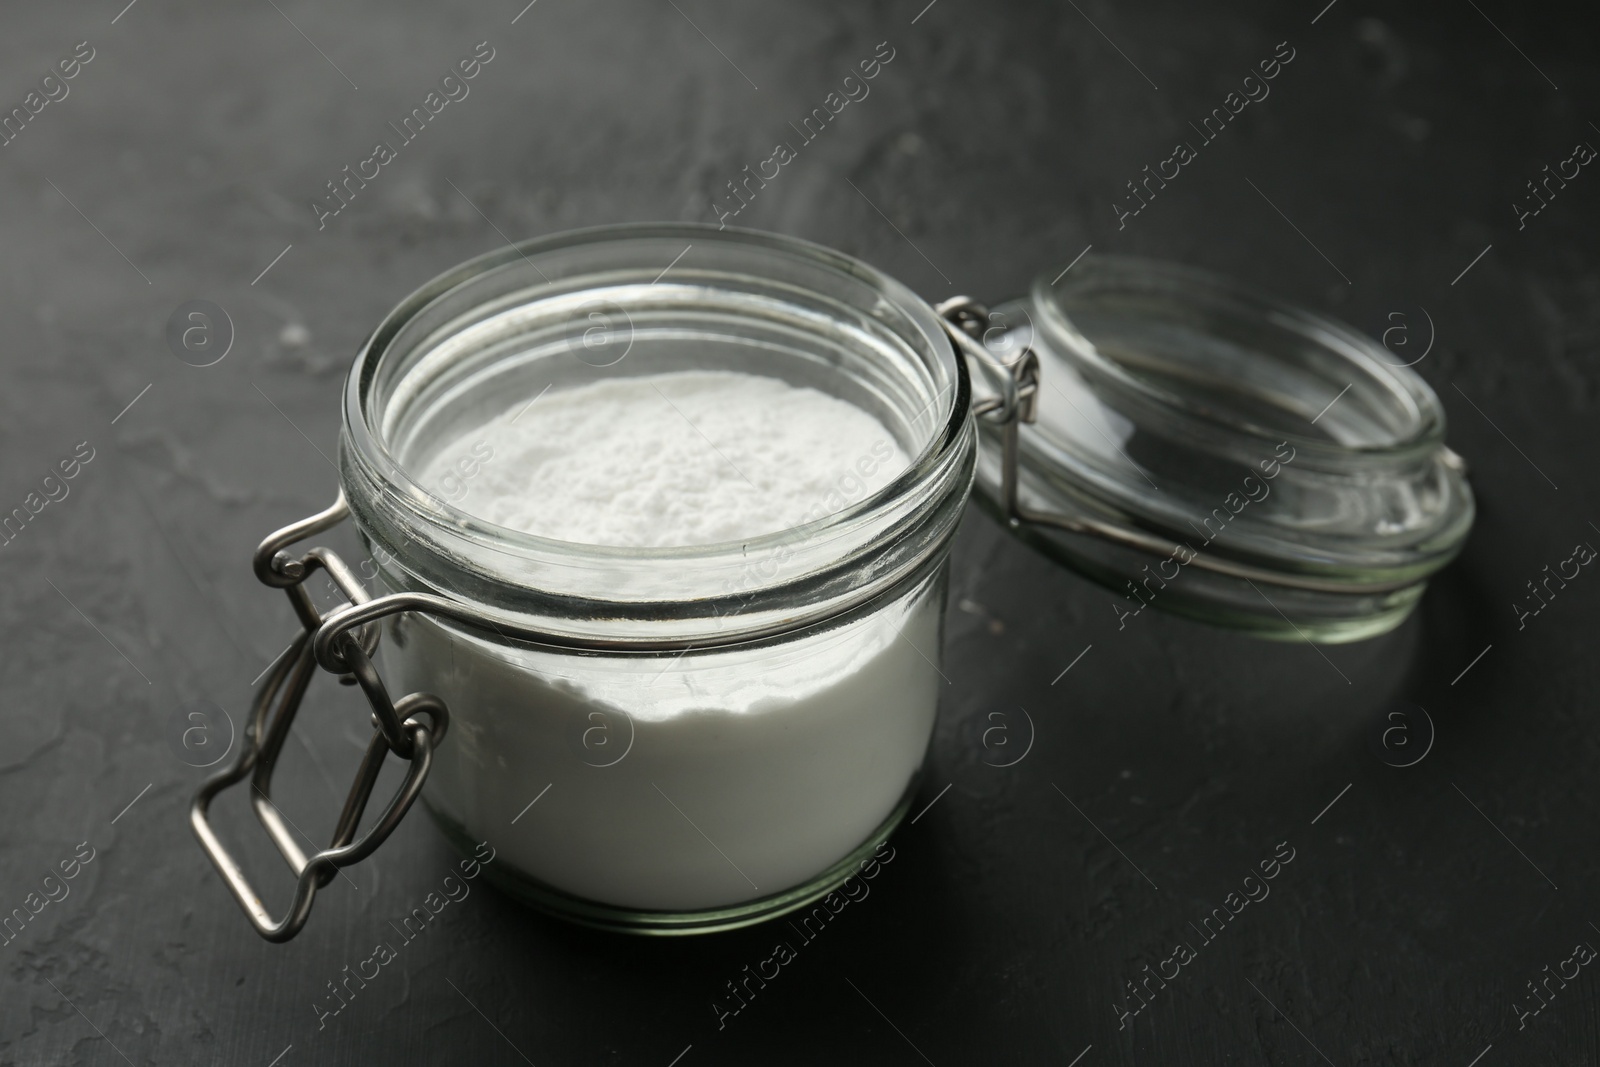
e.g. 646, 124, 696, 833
192, 225, 1472, 941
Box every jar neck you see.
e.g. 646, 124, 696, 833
339, 224, 974, 646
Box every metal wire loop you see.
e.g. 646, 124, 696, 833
189, 497, 452, 942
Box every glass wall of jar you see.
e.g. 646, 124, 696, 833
340, 225, 975, 932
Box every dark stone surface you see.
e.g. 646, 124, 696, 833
1, 0, 1596, 1063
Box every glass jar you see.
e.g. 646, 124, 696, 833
192, 224, 1473, 941
346, 226, 972, 932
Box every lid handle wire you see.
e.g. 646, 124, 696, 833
190, 494, 449, 942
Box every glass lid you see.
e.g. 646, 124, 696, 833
951, 255, 1474, 644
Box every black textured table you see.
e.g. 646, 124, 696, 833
2, 1, 1596, 1063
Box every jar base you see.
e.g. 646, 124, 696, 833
422, 780, 918, 936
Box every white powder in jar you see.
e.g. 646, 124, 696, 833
396, 370, 944, 914
420, 370, 910, 547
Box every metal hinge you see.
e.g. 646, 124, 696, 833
189, 494, 449, 942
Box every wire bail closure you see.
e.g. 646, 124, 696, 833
189, 494, 449, 943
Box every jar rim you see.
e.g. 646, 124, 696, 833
339, 222, 975, 640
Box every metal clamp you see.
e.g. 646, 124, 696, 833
935, 298, 1418, 597
190, 494, 449, 942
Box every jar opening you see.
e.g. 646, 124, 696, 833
339, 224, 974, 644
